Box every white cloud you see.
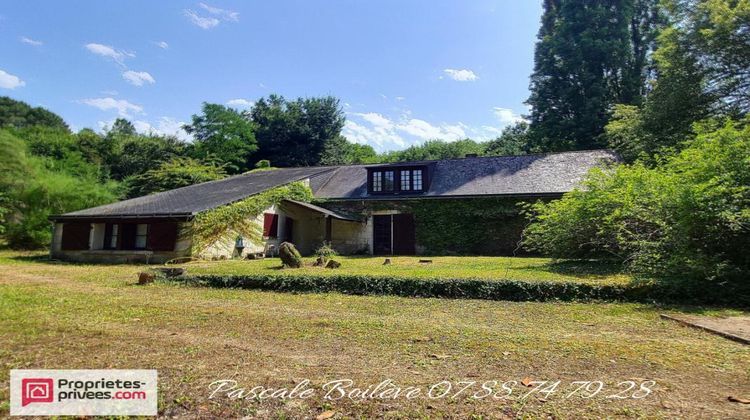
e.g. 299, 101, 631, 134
356, 112, 393, 130
20, 36, 42, 46
85, 43, 135, 65
395, 96, 406, 101
397, 118, 466, 140
492, 107, 525, 126
226, 98, 254, 108
199, 2, 239, 21
122, 70, 156, 87
132, 117, 192, 141
343, 120, 406, 149
183, 9, 220, 29
80, 97, 143, 117
442, 68, 479, 82
344, 111, 468, 151
153, 41, 169, 49
0, 69, 25, 89
101, 89, 119, 96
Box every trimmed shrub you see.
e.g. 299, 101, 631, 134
172, 274, 748, 307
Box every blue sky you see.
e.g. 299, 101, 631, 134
0, 1, 542, 152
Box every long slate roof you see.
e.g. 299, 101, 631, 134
313, 149, 619, 199
53, 150, 619, 219
57, 167, 335, 218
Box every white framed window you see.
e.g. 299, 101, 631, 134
372, 171, 382, 192
400, 170, 411, 190
108, 224, 119, 249
135, 224, 148, 249
384, 171, 395, 191
413, 169, 423, 190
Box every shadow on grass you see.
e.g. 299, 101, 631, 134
514, 259, 626, 280
7, 254, 144, 267
9, 254, 58, 263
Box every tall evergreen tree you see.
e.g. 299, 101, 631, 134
526, 0, 663, 152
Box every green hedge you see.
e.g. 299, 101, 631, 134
172, 274, 749, 306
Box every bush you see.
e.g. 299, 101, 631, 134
314, 242, 338, 265
0, 130, 118, 248
173, 273, 748, 306
524, 119, 750, 286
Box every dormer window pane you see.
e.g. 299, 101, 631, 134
400, 170, 411, 190
384, 171, 395, 191
413, 169, 423, 190
372, 171, 382, 192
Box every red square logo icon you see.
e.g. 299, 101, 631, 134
21, 378, 54, 406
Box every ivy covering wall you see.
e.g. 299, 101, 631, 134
186, 182, 312, 255
319, 196, 554, 255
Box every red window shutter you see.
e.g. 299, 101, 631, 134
61, 222, 91, 250
147, 222, 179, 251
263, 213, 278, 238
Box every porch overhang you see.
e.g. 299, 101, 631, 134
282, 200, 362, 222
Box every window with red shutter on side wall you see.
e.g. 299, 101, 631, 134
263, 213, 279, 238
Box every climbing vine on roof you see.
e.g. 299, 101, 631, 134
186, 181, 312, 255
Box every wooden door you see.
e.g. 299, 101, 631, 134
393, 213, 416, 255
373, 215, 392, 255
284, 217, 294, 242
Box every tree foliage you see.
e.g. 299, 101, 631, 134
526, 0, 664, 151
0, 96, 69, 131
666, 0, 750, 113
0, 130, 117, 248
319, 135, 379, 165
525, 119, 750, 284
381, 139, 487, 162
184, 103, 257, 174
124, 157, 227, 198
250, 95, 345, 167
485, 122, 531, 156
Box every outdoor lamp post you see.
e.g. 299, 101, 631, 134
235, 235, 245, 258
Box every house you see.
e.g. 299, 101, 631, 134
49, 150, 619, 263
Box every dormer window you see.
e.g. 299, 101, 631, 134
368, 166, 428, 195
400, 170, 411, 191
372, 171, 383, 192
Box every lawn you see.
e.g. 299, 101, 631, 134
1, 250, 748, 418
186, 255, 633, 285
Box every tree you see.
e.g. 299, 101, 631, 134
526, 0, 663, 152
0, 129, 117, 248
320, 135, 379, 165
108, 118, 136, 136
113, 134, 187, 180
124, 157, 227, 198
184, 103, 257, 173
250, 95, 345, 167
485, 122, 530, 156
604, 2, 730, 162
666, 0, 750, 114
0, 96, 69, 131
382, 139, 487, 162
